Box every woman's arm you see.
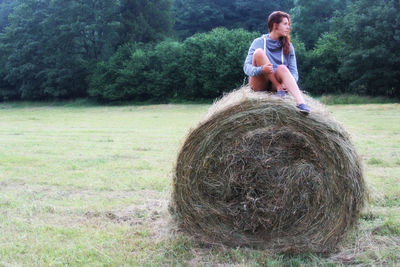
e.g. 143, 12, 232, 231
243, 38, 264, 77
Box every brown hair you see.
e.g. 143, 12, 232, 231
267, 11, 291, 55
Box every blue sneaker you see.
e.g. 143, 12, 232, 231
275, 91, 287, 97
296, 103, 310, 114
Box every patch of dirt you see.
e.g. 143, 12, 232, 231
100, 191, 173, 240
1, 181, 172, 237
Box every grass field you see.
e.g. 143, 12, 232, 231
0, 101, 399, 266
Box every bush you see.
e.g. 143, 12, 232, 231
89, 41, 184, 101
300, 32, 348, 95
149, 41, 185, 100
89, 28, 259, 101
178, 28, 258, 99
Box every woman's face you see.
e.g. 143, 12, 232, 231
274, 17, 290, 37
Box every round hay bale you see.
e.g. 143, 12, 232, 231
170, 86, 366, 253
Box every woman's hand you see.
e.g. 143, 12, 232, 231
276, 83, 287, 91
277, 83, 287, 91
261, 63, 273, 75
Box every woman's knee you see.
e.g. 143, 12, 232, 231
253, 48, 268, 65
253, 48, 267, 60
254, 48, 265, 55
276, 64, 289, 74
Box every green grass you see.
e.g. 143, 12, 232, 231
0, 101, 399, 266
318, 94, 397, 105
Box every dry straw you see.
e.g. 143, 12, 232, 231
170, 86, 366, 253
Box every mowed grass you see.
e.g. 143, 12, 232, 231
0, 102, 399, 266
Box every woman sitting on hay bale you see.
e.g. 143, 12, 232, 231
244, 11, 310, 114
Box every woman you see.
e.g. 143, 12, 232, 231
243, 11, 310, 114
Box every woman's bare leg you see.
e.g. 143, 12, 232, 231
275, 65, 305, 104
250, 48, 281, 91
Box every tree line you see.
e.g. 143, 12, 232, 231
0, 0, 399, 101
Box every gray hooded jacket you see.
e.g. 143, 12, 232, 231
243, 34, 299, 82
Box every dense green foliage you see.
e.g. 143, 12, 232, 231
298, 32, 348, 94
89, 28, 258, 101
0, 0, 21, 32
89, 41, 183, 101
178, 28, 258, 99
299, 0, 400, 98
2, 0, 119, 99
0, 0, 172, 100
173, 0, 293, 39
290, 0, 351, 49
0, 0, 399, 101
290, 0, 348, 49
336, 0, 400, 97
117, 0, 173, 45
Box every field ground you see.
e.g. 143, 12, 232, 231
0, 101, 399, 266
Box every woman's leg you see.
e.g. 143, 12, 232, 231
250, 48, 281, 91
275, 65, 305, 105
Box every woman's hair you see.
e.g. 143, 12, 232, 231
268, 11, 291, 55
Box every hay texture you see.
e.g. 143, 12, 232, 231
170, 86, 366, 253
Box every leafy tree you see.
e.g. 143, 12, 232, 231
117, 0, 173, 44
173, 0, 293, 38
290, 0, 348, 49
1, 0, 173, 100
233, 0, 294, 32
336, 0, 400, 97
2, 0, 119, 99
0, 39, 17, 100
0, 0, 22, 32
3, 0, 52, 99
300, 32, 348, 94
71, 0, 121, 61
